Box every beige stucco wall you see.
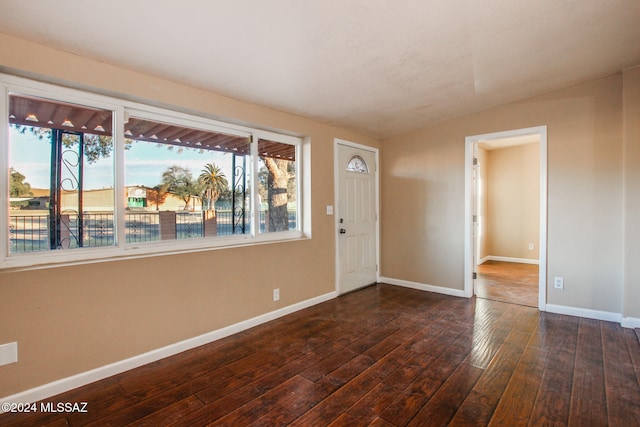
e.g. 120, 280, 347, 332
0, 33, 379, 397
382, 74, 625, 313
484, 142, 540, 261
623, 66, 640, 320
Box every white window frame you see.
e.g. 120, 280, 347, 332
1, 74, 308, 270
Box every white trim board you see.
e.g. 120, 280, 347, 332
0, 291, 338, 410
380, 276, 467, 298
621, 316, 640, 329
479, 256, 539, 265
545, 304, 622, 324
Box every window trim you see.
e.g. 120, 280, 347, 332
1, 74, 309, 270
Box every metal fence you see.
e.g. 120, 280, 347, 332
9, 215, 49, 253
8, 210, 297, 253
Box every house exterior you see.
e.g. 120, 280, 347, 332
12, 186, 203, 212
0, 30, 639, 405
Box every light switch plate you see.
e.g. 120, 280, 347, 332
0, 342, 18, 366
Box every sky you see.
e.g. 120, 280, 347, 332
9, 127, 237, 191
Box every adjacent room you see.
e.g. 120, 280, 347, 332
1, 1, 640, 425
474, 136, 541, 308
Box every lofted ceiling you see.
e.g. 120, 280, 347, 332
0, 1, 639, 139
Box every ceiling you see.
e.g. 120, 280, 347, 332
478, 135, 539, 151
1, 1, 639, 139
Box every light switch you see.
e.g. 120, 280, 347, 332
0, 342, 18, 366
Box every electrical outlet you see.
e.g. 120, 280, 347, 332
528, 243, 534, 251
0, 342, 18, 366
273, 288, 280, 301
554, 277, 564, 290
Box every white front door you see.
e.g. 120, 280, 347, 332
336, 143, 378, 294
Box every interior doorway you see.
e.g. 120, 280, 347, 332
464, 126, 547, 310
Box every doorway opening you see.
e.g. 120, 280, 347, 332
464, 126, 547, 310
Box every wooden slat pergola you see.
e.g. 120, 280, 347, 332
9, 95, 295, 160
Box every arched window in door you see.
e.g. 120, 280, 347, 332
346, 155, 369, 173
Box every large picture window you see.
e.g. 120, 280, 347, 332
2, 75, 306, 269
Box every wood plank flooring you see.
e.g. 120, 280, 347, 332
1, 284, 639, 426
475, 261, 538, 307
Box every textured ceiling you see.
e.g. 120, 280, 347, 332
1, 0, 639, 139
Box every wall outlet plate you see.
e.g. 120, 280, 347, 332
273, 288, 280, 301
554, 277, 564, 290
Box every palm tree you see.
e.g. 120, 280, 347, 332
199, 163, 228, 211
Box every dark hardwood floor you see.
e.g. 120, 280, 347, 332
475, 261, 538, 307
2, 284, 639, 426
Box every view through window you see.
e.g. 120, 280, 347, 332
5, 85, 302, 265
9, 95, 115, 252
123, 116, 252, 243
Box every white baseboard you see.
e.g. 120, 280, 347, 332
621, 316, 640, 329
545, 303, 622, 324
380, 276, 467, 298
0, 291, 338, 410
480, 256, 539, 265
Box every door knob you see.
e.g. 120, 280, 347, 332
339, 228, 346, 234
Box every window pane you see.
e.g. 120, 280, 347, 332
346, 155, 369, 173
8, 94, 115, 253
124, 117, 250, 243
258, 138, 297, 233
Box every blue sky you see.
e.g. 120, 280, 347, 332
9, 127, 236, 191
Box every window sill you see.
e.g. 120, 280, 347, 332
0, 231, 309, 272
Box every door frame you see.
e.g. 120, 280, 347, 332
334, 139, 380, 294
464, 126, 548, 310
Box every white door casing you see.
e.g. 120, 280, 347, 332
335, 141, 379, 294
